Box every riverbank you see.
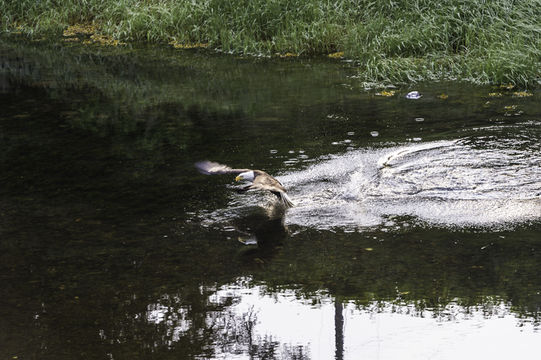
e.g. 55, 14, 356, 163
2, 0, 540, 86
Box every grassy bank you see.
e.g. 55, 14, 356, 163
2, 0, 540, 86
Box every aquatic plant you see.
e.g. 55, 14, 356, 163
1, 0, 541, 86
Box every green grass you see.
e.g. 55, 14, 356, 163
2, 0, 541, 86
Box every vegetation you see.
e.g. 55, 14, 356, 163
2, 0, 541, 85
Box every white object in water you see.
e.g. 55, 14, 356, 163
406, 91, 422, 99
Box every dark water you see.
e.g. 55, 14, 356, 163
1, 37, 540, 359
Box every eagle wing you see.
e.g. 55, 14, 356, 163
252, 172, 287, 193
195, 160, 251, 175
252, 175, 294, 208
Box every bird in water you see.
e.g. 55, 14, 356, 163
195, 160, 294, 208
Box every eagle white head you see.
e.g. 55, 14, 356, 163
235, 171, 255, 182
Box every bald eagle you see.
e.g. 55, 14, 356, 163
195, 160, 294, 208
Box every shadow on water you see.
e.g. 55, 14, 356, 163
1, 37, 541, 359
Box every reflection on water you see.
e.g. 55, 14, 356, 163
1, 37, 541, 359
144, 279, 540, 359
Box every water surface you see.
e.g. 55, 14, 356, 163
1, 37, 540, 359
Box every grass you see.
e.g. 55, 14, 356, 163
1, 0, 541, 86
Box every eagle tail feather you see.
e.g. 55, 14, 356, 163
280, 192, 295, 208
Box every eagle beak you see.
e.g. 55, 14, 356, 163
235, 175, 242, 182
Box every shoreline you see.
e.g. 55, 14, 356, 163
2, 0, 541, 86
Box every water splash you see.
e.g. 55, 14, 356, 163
201, 123, 541, 231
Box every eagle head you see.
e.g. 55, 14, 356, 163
235, 171, 255, 182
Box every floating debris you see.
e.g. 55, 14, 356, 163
370, 131, 379, 137
504, 111, 524, 117
503, 104, 523, 117
437, 93, 448, 99
169, 41, 209, 49
328, 51, 344, 59
62, 23, 123, 46
238, 237, 258, 245
406, 91, 422, 99
513, 91, 533, 98
415, 117, 425, 122
83, 33, 125, 46
375, 90, 396, 97
326, 114, 348, 120
500, 84, 515, 90
63, 23, 96, 37
279, 52, 299, 58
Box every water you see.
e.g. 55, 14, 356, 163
1, 37, 541, 359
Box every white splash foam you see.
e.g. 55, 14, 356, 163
281, 134, 541, 230
200, 125, 541, 231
